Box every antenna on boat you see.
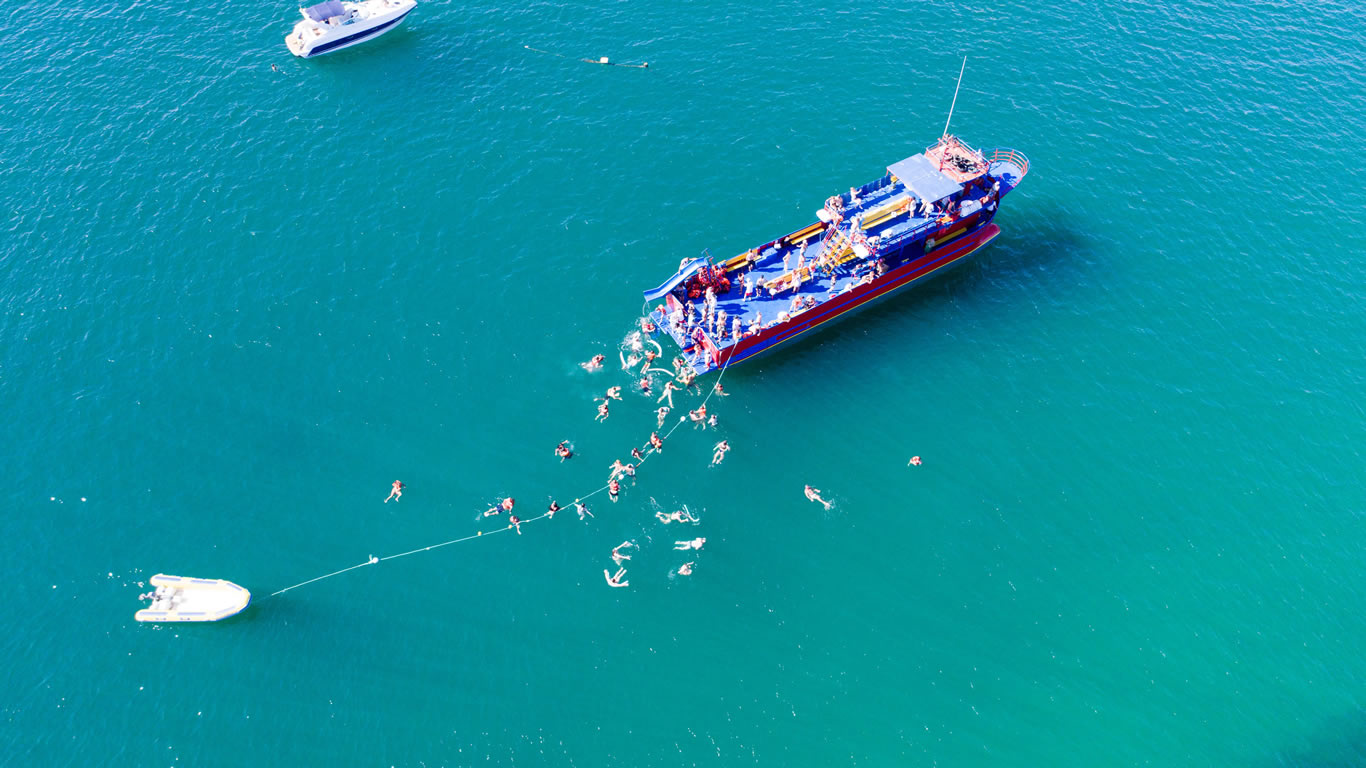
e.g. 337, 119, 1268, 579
942, 56, 967, 138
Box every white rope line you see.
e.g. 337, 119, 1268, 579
267, 329, 738, 599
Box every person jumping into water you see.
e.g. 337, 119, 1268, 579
384, 480, 404, 503
604, 568, 629, 588
673, 537, 705, 551
804, 485, 832, 510
612, 541, 634, 566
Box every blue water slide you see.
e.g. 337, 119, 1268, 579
642, 257, 708, 301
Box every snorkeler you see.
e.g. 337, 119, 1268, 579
673, 537, 705, 551
803, 485, 832, 510
384, 480, 404, 503
604, 568, 629, 588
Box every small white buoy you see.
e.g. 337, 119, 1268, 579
369, 556, 379, 564
600, 56, 610, 64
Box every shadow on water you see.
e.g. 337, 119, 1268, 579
731, 206, 1087, 376
1262, 709, 1366, 767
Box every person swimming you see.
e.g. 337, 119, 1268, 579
485, 497, 516, 517
608, 460, 628, 481
574, 498, 593, 520
689, 405, 707, 428
648, 432, 664, 454
803, 485, 832, 510
658, 381, 678, 408
712, 440, 730, 465
384, 480, 404, 503
673, 537, 705, 551
606, 386, 622, 401
509, 514, 522, 535
656, 406, 670, 428
612, 541, 633, 566
677, 562, 694, 576
595, 400, 610, 422
581, 354, 605, 371
555, 441, 573, 461
547, 500, 561, 519
608, 478, 620, 502
604, 567, 629, 588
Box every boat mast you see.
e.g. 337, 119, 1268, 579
942, 56, 967, 138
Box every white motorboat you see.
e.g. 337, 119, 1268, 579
134, 574, 251, 623
285, 0, 416, 59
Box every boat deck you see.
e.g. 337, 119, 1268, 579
652, 182, 950, 371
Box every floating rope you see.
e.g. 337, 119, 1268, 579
523, 45, 649, 69
267, 331, 735, 599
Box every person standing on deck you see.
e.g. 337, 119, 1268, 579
732, 316, 742, 340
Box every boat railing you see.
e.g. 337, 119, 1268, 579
988, 148, 1030, 177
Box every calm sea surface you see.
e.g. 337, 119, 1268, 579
4, 0, 1366, 765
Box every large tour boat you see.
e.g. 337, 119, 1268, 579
641, 133, 1027, 374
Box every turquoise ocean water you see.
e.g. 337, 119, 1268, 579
4, 0, 1366, 764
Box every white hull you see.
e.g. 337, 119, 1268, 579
135, 574, 251, 622
286, 0, 415, 59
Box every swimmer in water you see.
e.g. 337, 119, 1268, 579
604, 567, 629, 588
631, 447, 644, 463
673, 537, 706, 551
908, 456, 922, 466
484, 497, 516, 517
688, 405, 707, 428
384, 480, 404, 503
547, 500, 561, 519
606, 386, 622, 401
656, 407, 670, 428
555, 441, 573, 461
574, 499, 593, 520
623, 463, 635, 481
655, 507, 698, 524
620, 350, 640, 370
608, 459, 627, 481
509, 514, 522, 535
581, 354, 605, 372
648, 432, 664, 454
707, 413, 718, 429
677, 562, 694, 576
712, 440, 730, 465
658, 381, 678, 408
639, 376, 652, 395
804, 485, 832, 510
595, 400, 610, 422
608, 478, 620, 502
612, 541, 633, 566
713, 382, 729, 397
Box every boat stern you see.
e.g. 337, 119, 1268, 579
985, 148, 1029, 197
